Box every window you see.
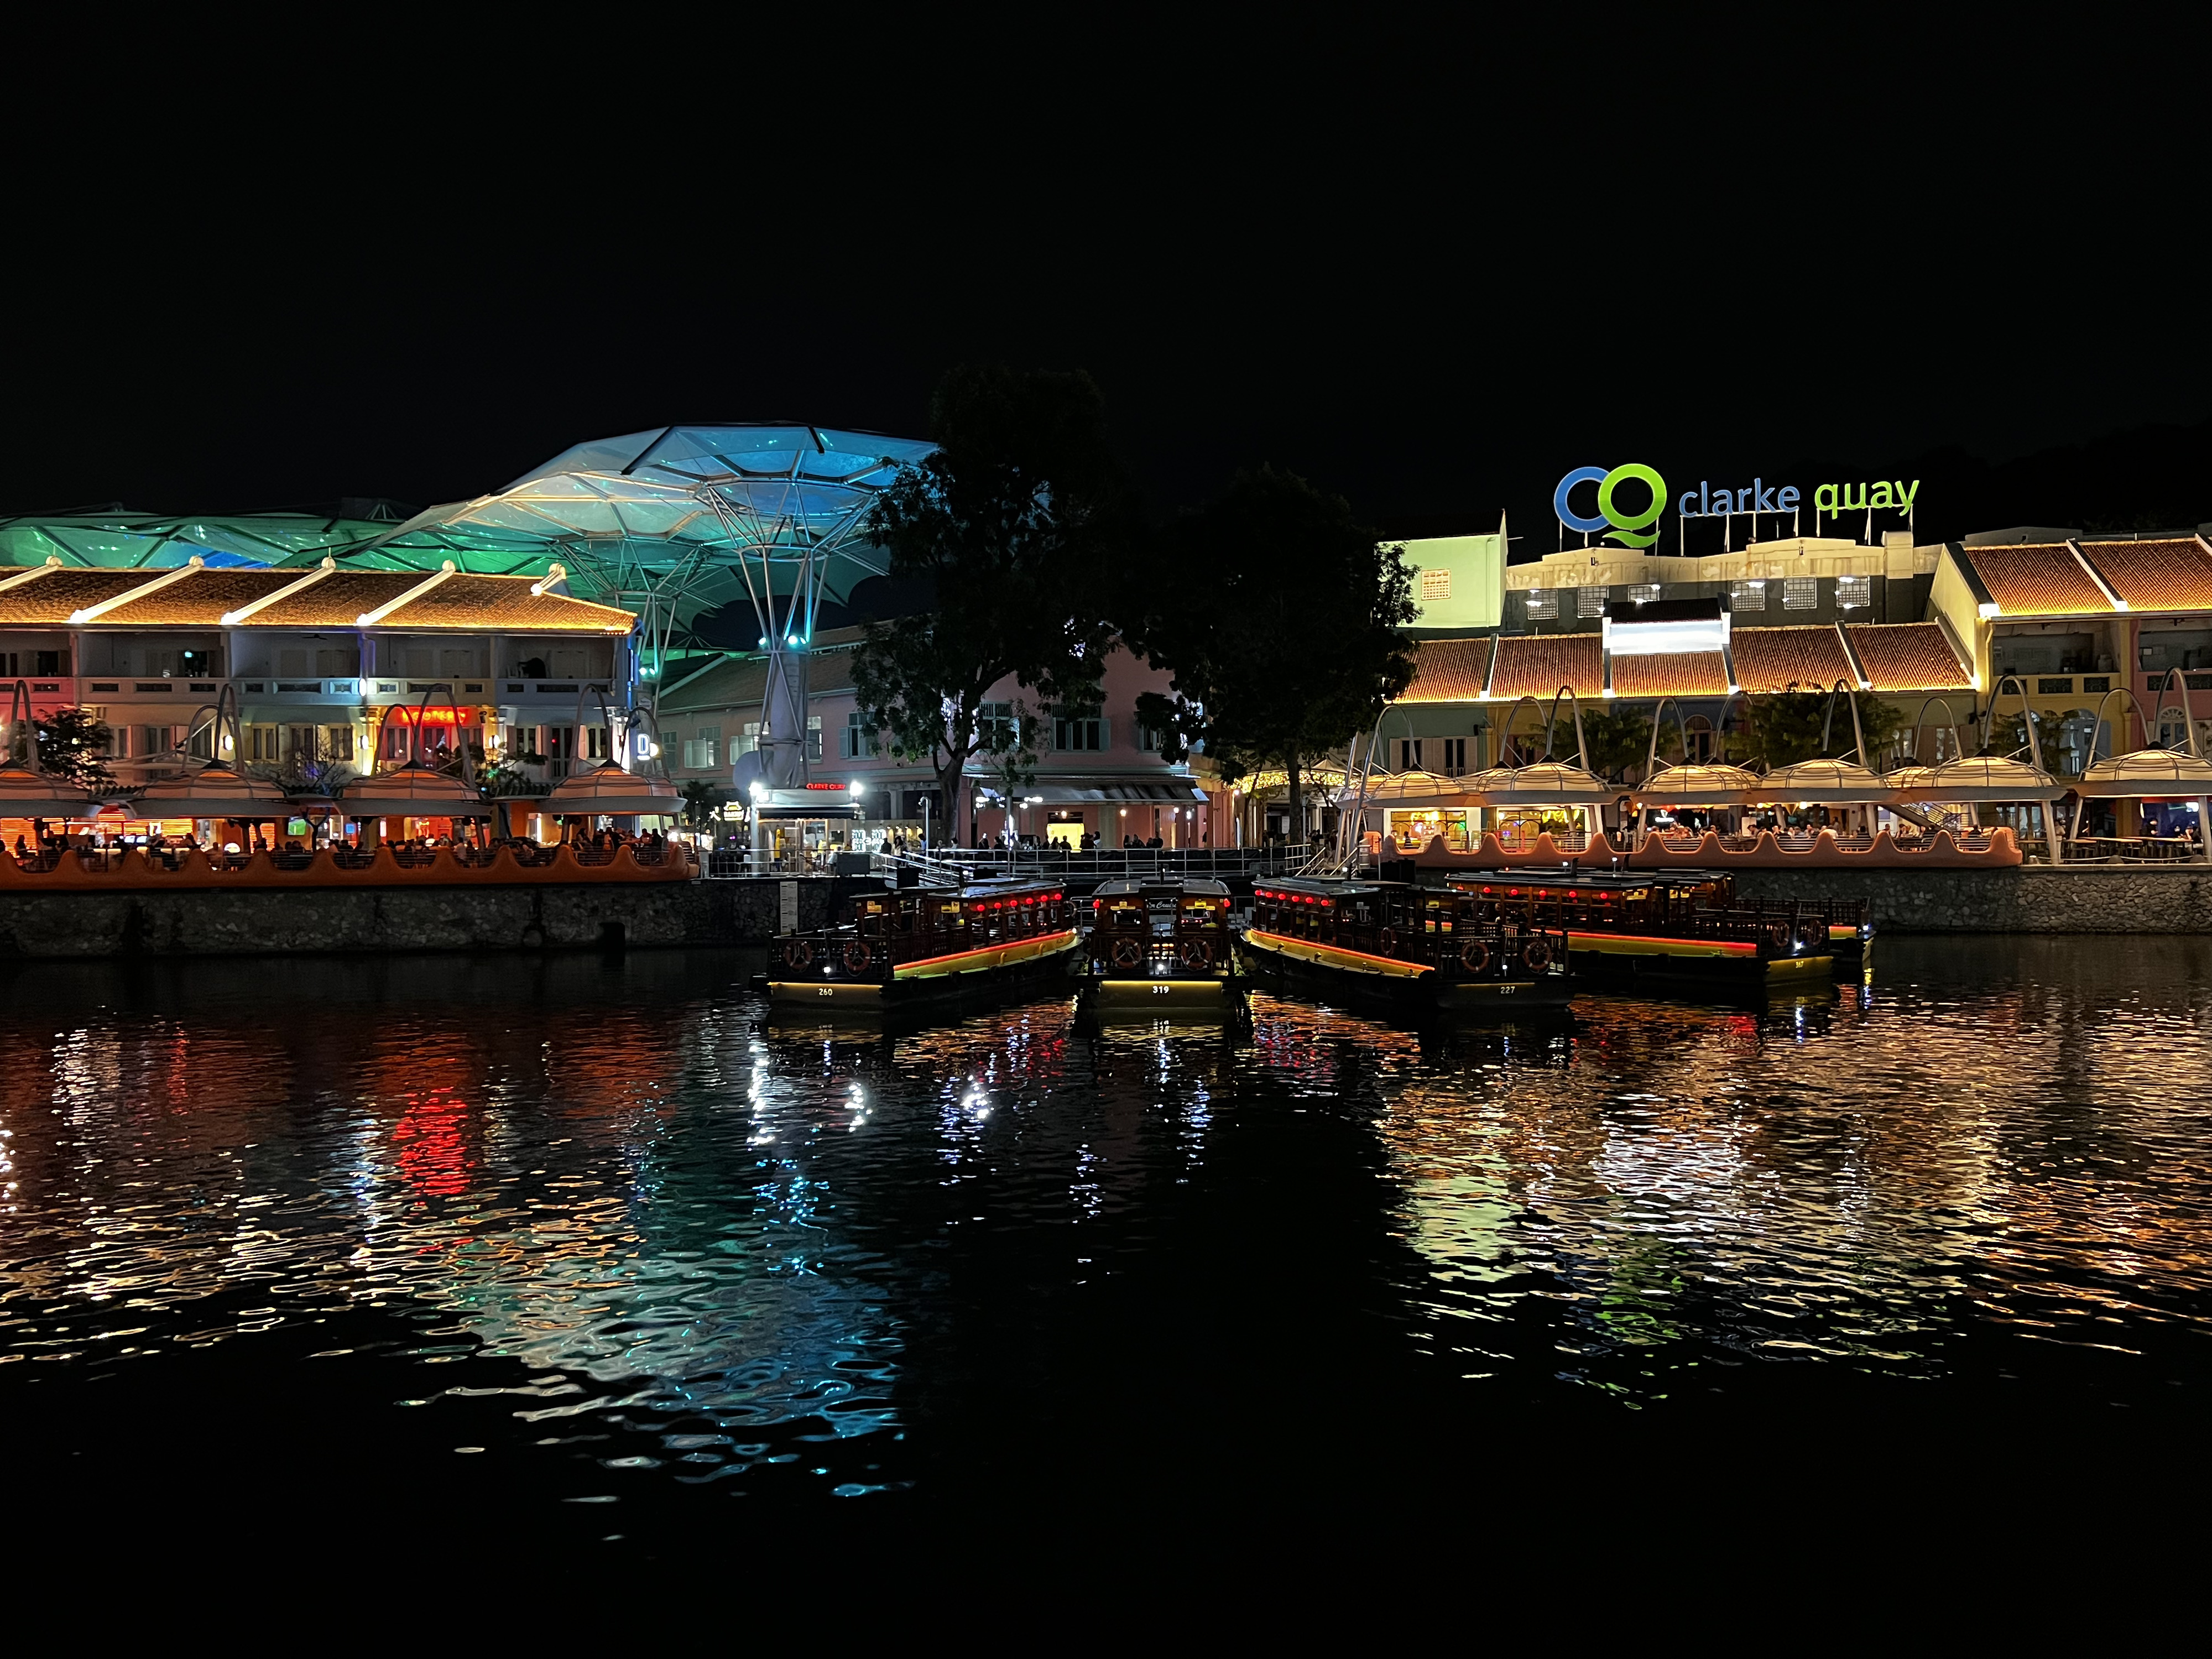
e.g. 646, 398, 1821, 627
1524, 589, 1558, 621
1438, 736, 1468, 775
440, 649, 477, 677
1684, 717, 1714, 763
1396, 738, 1423, 772
1578, 585, 1610, 618
735, 723, 760, 755
1627, 583, 1661, 606
977, 701, 1017, 749
324, 726, 353, 763
1053, 714, 1107, 751
1837, 575, 1871, 609
1730, 580, 1766, 611
1784, 577, 1818, 611
839, 711, 873, 759
684, 728, 720, 769
315, 647, 357, 677
1418, 567, 1453, 603
1139, 722, 1165, 753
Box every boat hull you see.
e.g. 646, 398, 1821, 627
763, 930, 1080, 1010
1561, 927, 1832, 985
1235, 930, 1571, 1014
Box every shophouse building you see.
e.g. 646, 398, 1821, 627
0, 556, 636, 786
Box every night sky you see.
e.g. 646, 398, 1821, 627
7, 22, 2206, 554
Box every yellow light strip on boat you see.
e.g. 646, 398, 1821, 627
1243, 929, 1434, 979
892, 929, 1078, 982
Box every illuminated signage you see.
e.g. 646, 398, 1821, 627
1554, 464, 1668, 549
1559, 463, 1922, 537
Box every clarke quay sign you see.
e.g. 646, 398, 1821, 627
1554, 463, 1922, 549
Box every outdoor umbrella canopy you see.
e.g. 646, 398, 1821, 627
1913, 754, 2065, 804
1347, 769, 1472, 808
341, 765, 494, 819
1747, 758, 1897, 805
2071, 749, 2212, 798
1472, 760, 1614, 807
0, 763, 97, 817
1627, 762, 1759, 809
134, 763, 293, 820
539, 763, 682, 818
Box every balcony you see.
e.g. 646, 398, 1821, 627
497, 679, 615, 701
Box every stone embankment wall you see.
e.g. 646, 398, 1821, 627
1730, 866, 2212, 933
0, 878, 855, 959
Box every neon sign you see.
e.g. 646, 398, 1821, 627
1553, 464, 1668, 549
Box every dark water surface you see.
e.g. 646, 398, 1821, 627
6, 938, 2212, 1544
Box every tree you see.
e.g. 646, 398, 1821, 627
1578, 705, 1655, 783
679, 778, 728, 832
33, 707, 114, 789
1126, 468, 1417, 839
1728, 688, 1902, 769
851, 366, 1134, 845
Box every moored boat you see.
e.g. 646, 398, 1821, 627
1239, 877, 1573, 1013
755, 876, 1079, 1009
1081, 878, 1241, 1010
1443, 870, 1834, 987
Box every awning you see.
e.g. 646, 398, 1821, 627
972, 779, 1208, 805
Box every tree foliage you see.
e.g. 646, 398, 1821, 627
1125, 468, 1417, 836
850, 365, 1134, 843
1728, 689, 1903, 770
1576, 705, 1655, 782
32, 707, 114, 789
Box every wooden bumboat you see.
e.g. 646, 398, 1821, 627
1442, 870, 1837, 987
1081, 878, 1241, 1010
756, 876, 1079, 1009
1239, 878, 1573, 1013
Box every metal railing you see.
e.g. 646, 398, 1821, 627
886, 844, 1314, 885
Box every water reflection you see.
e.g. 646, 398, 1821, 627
2, 938, 2210, 1523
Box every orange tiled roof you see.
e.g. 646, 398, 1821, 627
1610, 650, 1728, 698
1400, 637, 1493, 702
1489, 632, 1602, 701
382, 575, 634, 633
1845, 623, 1970, 692
0, 563, 640, 632
2075, 538, 2212, 612
100, 569, 297, 624
0, 568, 145, 624
1730, 625, 1853, 692
1960, 544, 2112, 616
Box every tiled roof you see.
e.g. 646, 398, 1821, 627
1489, 632, 1602, 701
1960, 543, 2112, 616
1845, 623, 1970, 691
0, 564, 638, 632
101, 569, 296, 624
382, 575, 634, 633
1400, 637, 1493, 702
246, 571, 419, 625
1730, 625, 1853, 692
0, 568, 145, 624
1610, 650, 1728, 698
2075, 538, 2212, 612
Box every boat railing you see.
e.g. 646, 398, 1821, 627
900, 844, 1313, 883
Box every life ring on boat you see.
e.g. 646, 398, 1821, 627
1377, 927, 1397, 954
1459, 938, 1490, 974
1110, 936, 1145, 969
1797, 919, 1825, 951
1178, 938, 1212, 970
781, 938, 812, 970
843, 940, 872, 974
1522, 938, 1553, 972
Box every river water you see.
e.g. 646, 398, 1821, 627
5, 938, 2211, 1543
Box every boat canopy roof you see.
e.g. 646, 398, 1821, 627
1093, 877, 1232, 897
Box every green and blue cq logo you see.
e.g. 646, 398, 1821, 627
1554, 463, 1668, 549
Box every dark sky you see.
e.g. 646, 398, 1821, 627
7, 19, 2207, 551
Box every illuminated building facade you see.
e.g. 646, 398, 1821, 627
0, 559, 635, 784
